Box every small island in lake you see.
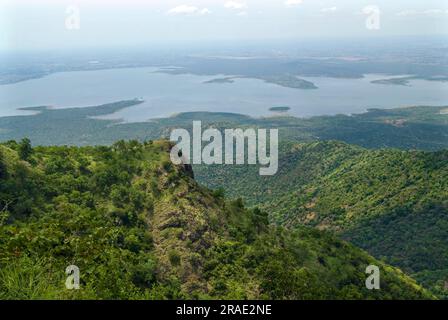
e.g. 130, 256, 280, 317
204, 77, 235, 84
269, 106, 291, 113
259, 75, 318, 90
371, 77, 412, 86
203, 75, 318, 90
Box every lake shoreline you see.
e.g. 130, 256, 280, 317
1, 67, 448, 121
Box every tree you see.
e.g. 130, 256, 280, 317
0, 151, 7, 179
18, 138, 33, 161
252, 208, 269, 233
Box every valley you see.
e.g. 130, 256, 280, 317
0, 140, 433, 299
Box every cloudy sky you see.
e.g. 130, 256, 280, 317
1, 0, 447, 51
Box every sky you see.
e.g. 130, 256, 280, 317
0, 0, 447, 51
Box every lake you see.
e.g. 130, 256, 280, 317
0, 67, 448, 122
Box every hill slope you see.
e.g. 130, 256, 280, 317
195, 141, 448, 297
0, 140, 433, 299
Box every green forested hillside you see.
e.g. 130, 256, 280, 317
195, 141, 448, 298
0, 140, 433, 299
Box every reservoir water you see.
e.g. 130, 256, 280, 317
0, 67, 447, 122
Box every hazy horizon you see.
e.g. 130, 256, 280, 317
1, 0, 447, 51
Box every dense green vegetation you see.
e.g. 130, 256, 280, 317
0, 101, 447, 298
195, 141, 448, 298
0, 140, 433, 299
0, 100, 447, 299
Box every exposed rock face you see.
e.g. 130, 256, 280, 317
183, 164, 194, 179
148, 150, 224, 293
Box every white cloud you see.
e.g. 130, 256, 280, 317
321, 6, 337, 13
167, 5, 197, 15
167, 5, 211, 16
397, 9, 447, 17
422, 9, 444, 15
396, 10, 417, 17
285, 0, 303, 7
224, 1, 247, 10
237, 11, 248, 16
199, 8, 212, 15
